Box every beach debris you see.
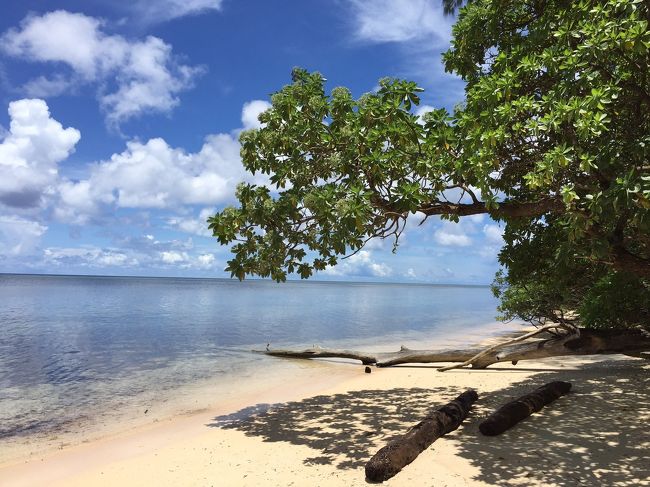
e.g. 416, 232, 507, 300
365, 389, 478, 482
257, 346, 376, 364
437, 322, 580, 371
479, 381, 572, 436
254, 327, 650, 371
365, 366, 372, 373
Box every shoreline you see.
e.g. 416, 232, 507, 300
0, 355, 359, 467
1, 352, 648, 486
0, 320, 521, 466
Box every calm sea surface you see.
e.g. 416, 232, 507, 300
0, 274, 509, 453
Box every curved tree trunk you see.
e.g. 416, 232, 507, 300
255, 328, 650, 370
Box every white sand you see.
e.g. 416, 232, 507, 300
1, 354, 648, 487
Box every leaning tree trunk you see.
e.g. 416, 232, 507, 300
365, 389, 478, 482
255, 328, 650, 370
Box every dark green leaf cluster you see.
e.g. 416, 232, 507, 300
209, 69, 462, 281
448, 0, 649, 328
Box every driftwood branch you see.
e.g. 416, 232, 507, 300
437, 323, 577, 371
365, 389, 478, 482
254, 328, 650, 371
479, 381, 572, 436
255, 347, 377, 365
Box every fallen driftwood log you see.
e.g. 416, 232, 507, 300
479, 381, 572, 436
365, 389, 478, 482
254, 328, 650, 371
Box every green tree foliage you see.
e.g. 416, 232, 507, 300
210, 0, 649, 329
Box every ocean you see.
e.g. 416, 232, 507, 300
0, 274, 513, 458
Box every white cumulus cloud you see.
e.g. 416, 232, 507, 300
43, 247, 136, 267
0, 98, 80, 208
23, 74, 73, 98
196, 253, 217, 269
433, 230, 471, 247
158, 250, 218, 269
168, 207, 215, 237
414, 104, 435, 124
323, 250, 392, 278
131, 0, 224, 23
345, 0, 464, 101
55, 97, 273, 225
0, 11, 202, 125
483, 223, 504, 245
55, 130, 268, 224
432, 216, 484, 247
241, 100, 272, 130
39, 236, 221, 271
160, 250, 189, 264
348, 0, 452, 44
0, 96, 274, 272
0, 215, 48, 256
478, 223, 505, 260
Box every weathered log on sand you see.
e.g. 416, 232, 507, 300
255, 347, 377, 365
365, 389, 478, 482
479, 381, 572, 436
254, 328, 650, 370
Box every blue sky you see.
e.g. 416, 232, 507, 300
0, 0, 504, 284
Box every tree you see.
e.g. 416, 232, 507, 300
209, 0, 649, 365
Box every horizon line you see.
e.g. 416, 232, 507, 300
0, 271, 492, 288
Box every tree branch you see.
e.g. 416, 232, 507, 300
611, 245, 650, 279
417, 197, 564, 219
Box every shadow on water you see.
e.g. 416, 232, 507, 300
208, 358, 648, 486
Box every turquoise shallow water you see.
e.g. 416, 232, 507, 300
0, 274, 509, 450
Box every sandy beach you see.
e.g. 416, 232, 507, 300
1, 351, 648, 487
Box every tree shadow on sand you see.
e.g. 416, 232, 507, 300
207, 386, 463, 469
455, 358, 649, 487
208, 358, 648, 485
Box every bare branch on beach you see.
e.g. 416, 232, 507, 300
255, 327, 650, 371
